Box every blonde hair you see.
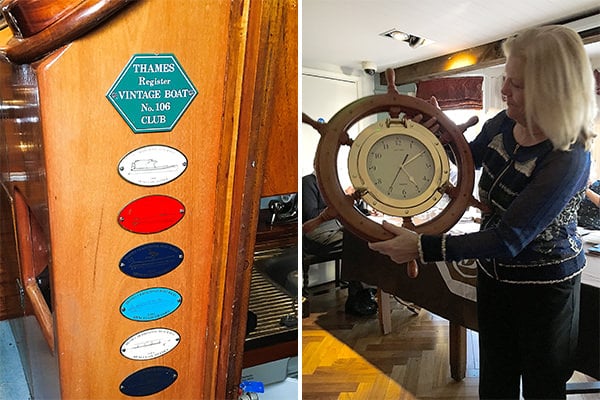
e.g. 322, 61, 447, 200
502, 25, 597, 150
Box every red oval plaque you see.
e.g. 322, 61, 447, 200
118, 195, 185, 234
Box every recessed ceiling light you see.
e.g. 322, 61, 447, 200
388, 31, 409, 41
380, 29, 433, 48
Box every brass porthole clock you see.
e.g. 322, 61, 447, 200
303, 69, 483, 277
348, 117, 450, 217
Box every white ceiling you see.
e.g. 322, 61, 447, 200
302, 0, 600, 73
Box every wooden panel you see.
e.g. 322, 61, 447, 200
26, 0, 255, 398
0, 57, 47, 323
0, 0, 296, 397
259, 0, 298, 197
0, 183, 20, 320
210, 1, 298, 398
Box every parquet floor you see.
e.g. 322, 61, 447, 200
302, 285, 597, 400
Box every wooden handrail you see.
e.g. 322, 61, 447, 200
1, 0, 136, 64
13, 188, 54, 353
2, 0, 80, 38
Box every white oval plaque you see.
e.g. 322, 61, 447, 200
118, 145, 187, 187
120, 328, 181, 360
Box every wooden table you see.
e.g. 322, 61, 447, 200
342, 224, 600, 383
572, 244, 600, 392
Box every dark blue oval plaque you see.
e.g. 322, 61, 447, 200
119, 366, 177, 396
120, 242, 183, 278
120, 287, 182, 322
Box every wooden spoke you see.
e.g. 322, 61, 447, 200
402, 216, 416, 230
302, 113, 325, 134
303, 68, 476, 277
468, 194, 490, 213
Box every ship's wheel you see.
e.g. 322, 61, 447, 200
303, 69, 484, 277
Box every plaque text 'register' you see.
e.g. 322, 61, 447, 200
106, 53, 197, 133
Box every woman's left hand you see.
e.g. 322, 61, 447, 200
368, 221, 420, 264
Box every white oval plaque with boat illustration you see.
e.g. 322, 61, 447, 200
118, 145, 187, 186
120, 328, 181, 360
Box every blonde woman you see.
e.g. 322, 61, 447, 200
369, 25, 597, 399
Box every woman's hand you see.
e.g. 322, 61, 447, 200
368, 221, 420, 264
412, 96, 440, 133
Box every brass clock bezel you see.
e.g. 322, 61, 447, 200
348, 118, 450, 217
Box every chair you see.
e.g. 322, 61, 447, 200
301, 245, 344, 318
302, 247, 343, 290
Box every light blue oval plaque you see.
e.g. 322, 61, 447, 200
120, 287, 182, 322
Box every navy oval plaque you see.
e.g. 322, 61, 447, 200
120, 242, 183, 278
119, 366, 178, 396
120, 287, 182, 322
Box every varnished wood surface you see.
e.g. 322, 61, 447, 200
0, 0, 274, 398
0, 184, 20, 320
1, 0, 80, 38
303, 285, 598, 399
258, 0, 298, 197
2, 0, 135, 64
215, 2, 298, 398
13, 189, 53, 352
342, 232, 478, 331
0, 55, 48, 323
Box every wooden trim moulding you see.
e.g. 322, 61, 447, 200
382, 20, 600, 86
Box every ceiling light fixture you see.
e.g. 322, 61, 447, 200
380, 29, 430, 49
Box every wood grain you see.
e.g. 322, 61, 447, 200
2, 0, 80, 38
2, 0, 135, 64
0, 0, 273, 398
303, 285, 598, 400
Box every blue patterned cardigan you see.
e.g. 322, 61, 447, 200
420, 110, 590, 284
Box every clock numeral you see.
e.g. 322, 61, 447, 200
372, 152, 382, 159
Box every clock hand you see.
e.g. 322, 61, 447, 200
400, 166, 421, 191
388, 154, 409, 193
402, 150, 426, 167
400, 153, 410, 166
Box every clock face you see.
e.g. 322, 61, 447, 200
348, 119, 450, 216
366, 134, 436, 201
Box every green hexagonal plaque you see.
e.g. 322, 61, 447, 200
106, 54, 197, 133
